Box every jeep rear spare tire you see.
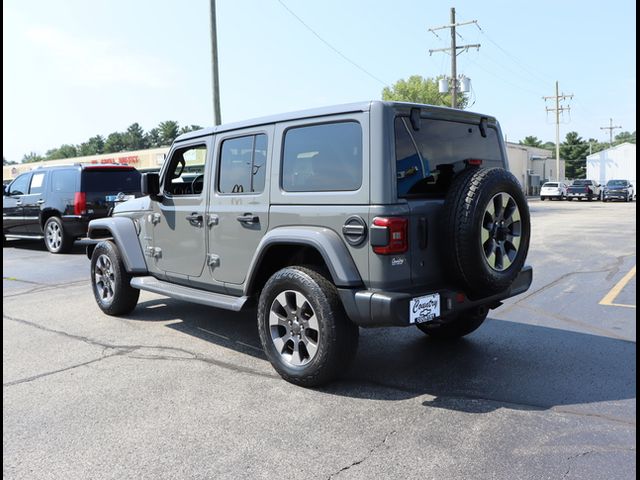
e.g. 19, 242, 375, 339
442, 167, 530, 297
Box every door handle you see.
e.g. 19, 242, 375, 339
37, 199, 45, 204
236, 213, 259, 225
186, 213, 203, 227
15, 201, 22, 205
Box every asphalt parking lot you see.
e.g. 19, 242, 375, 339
3, 199, 636, 479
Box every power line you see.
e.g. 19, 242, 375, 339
275, 0, 389, 87
475, 24, 553, 87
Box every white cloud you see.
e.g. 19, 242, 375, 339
25, 26, 175, 88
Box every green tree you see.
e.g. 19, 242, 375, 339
560, 132, 589, 179
613, 131, 636, 145
158, 121, 180, 146
21, 152, 45, 163
382, 75, 468, 109
46, 144, 77, 160
124, 123, 148, 150
3, 156, 17, 165
145, 128, 162, 148
104, 132, 127, 153
519, 136, 543, 147
179, 124, 204, 135
78, 135, 105, 156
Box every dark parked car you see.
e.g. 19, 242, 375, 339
3, 164, 141, 253
602, 179, 634, 202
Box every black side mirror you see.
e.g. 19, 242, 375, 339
141, 172, 161, 200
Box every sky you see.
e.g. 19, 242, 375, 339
3, 0, 636, 162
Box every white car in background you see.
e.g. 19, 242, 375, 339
540, 182, 568, 201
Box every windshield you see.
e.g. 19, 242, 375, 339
395, 116, 503, 198
606, 180, 628, 187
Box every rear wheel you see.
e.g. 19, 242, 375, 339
257, 266, 359, 387
44, 217, 74, 253
416, 306, 489, 340
90, 241, 140, 315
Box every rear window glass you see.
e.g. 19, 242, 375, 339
51, 170, 77, 193
395, 116, 503, 198
81, 169, 141, 192
543, 183, 559, 187
282, 122, 362, 192
572, 180, 591, 186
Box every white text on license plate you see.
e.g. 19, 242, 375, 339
409, 293, 440, 324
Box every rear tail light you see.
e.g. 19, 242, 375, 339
74, 192, 86, 215
371, 217, 408, 254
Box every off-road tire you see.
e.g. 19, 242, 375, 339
416, 306, 489, 340
441, 167, 531, 297
90, 240, 140, 315
257, 266, 359, 387
44, 216, 74, 253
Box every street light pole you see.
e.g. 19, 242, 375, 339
210, 0, 222, 126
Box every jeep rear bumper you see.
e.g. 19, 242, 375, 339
338, 266, 532, 327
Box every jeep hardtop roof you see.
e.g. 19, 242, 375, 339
176, 100, 498, 143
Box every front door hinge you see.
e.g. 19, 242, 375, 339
149, 213, 161, 225
145, 246, 162, 258
207, 254, 220, 267
207, 214, 219, 227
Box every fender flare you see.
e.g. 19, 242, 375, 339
245, 226, 363, 294
87, 217, 147, 274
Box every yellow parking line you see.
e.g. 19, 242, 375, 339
599, 265, 636, 308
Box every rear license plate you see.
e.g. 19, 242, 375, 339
105, 194, 135, 202
409, 293, 440, 324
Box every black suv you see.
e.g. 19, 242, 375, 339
3, 164, 141, 253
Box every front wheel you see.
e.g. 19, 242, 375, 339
90, 241, 140, 315
416, 306, 489, 340
257, 266, 359, 387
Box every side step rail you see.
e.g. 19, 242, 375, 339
130, 276, 248, 312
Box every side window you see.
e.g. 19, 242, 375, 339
282, 122, 362, 192
164, 145, 207, 196
29, 172, 46, 195
218, 134, 267, 194
51, 170, 77, 193
9, 174, 30, 196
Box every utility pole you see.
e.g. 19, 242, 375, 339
600, 118, 622, 145
209, 0, 222, 125
428, 8, 480, 108
543, 81, 573, 181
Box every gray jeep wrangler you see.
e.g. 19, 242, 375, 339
87, 101, 532, 386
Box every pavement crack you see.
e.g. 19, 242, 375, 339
3, 314, 276, 381
3, 279, 88, 298
327, 430, 396, 479
563, 448, 636, 479
3, 348, 135, 387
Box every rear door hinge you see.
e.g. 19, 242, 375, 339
145, 246, 162, 258
207, 254, 220, 267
